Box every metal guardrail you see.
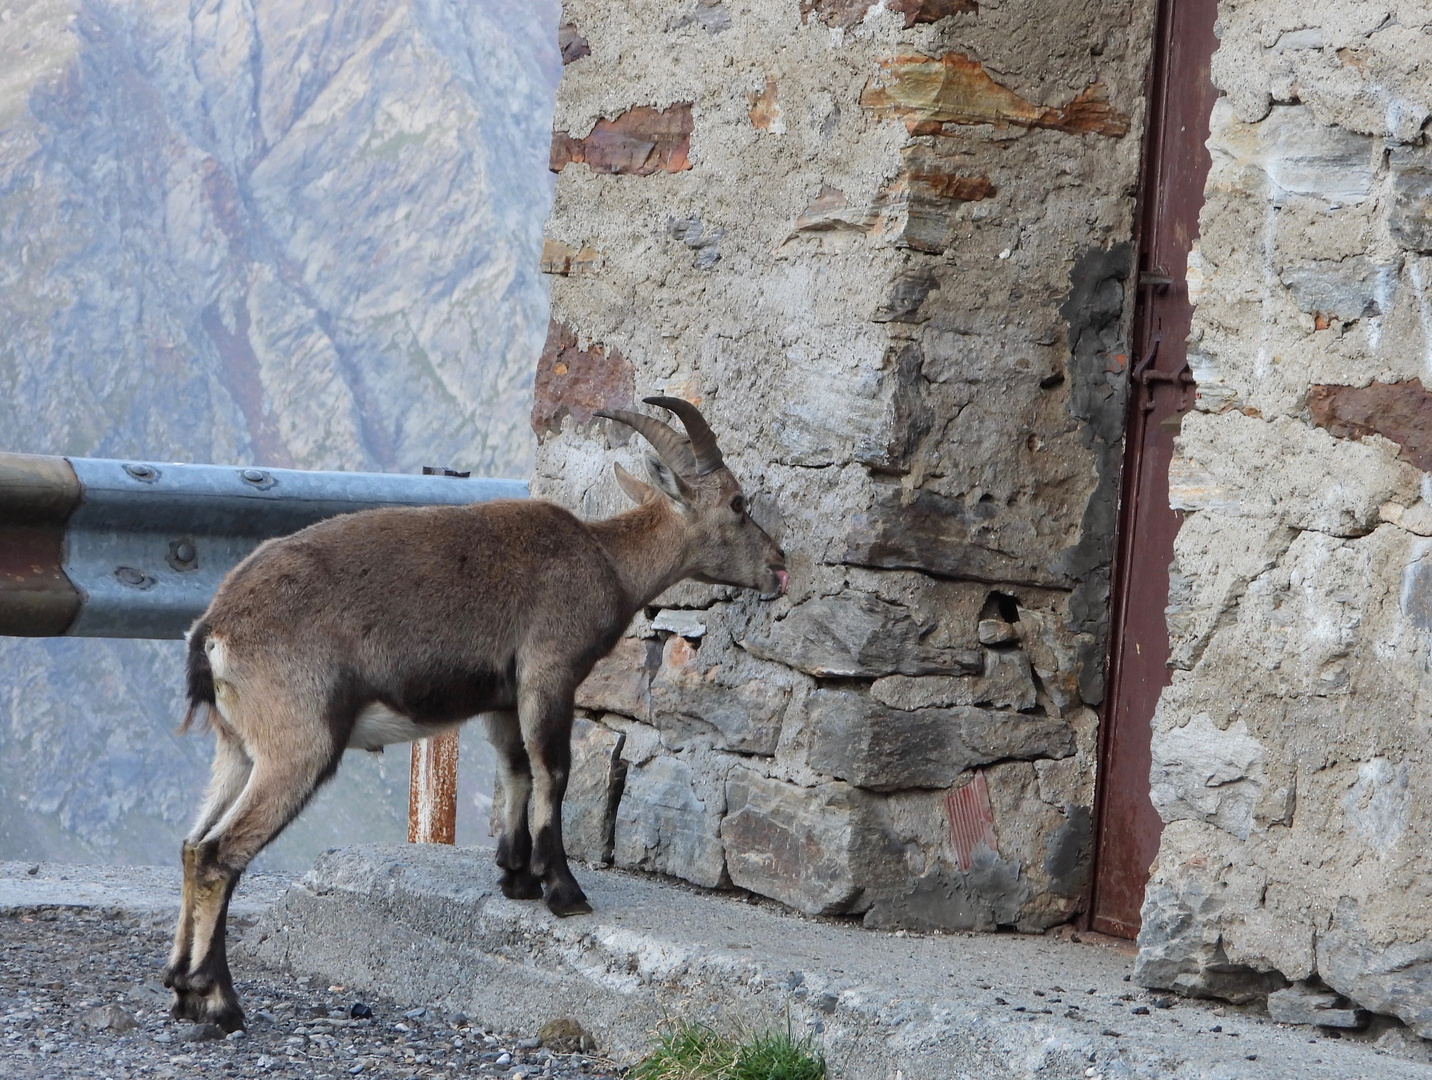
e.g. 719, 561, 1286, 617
0, 452, 526, 638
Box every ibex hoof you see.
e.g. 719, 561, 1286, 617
163, 967, 189, 992
170, 992, 204, 1022
498, 870, 544, 901
209, 1001, 247, 1034
545, 882, 593, 917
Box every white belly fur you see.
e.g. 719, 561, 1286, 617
348, 703, 454, 751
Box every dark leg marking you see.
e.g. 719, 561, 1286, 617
485, 710, 543, 901
525, 710, 590, 917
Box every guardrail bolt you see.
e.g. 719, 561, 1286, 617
239, 468, 276, 489
114, 566, 155, 589
167, 538, 199, 571
123, 463, 159, 482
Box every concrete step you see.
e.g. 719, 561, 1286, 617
247, 845, 1432, 1080
0, 859, 288, 923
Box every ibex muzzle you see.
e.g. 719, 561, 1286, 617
163, 397, 785, 1032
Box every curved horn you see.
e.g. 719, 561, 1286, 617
595, 409, 698, 475
643, 396, 724, 475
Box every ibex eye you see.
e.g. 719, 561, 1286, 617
730, 494, 745, 514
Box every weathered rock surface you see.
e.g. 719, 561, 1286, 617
870, 648, 1038, 712
1390, 163, 1432, 254
804, 689, 1074, 792
720, 772, 883, 915
742, 593, 982, 678
1135, 858, 1287, 1004
1266, 984, 1367, 1030
862, 859, 1028, 933
611, 753, 727, 888
561, 718, 626, 865
575, 637, 660, 721
1319, 899, 1432, 1039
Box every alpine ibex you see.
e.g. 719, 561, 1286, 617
164, 397, 787, 1031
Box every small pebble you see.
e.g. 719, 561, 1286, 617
496, 1051, 513, 1065
180, 1022, 227, 1042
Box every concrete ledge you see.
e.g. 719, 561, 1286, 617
0, 860, 287, 922
248, 845, 1432, 1080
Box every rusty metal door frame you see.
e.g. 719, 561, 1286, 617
1086, 0, 1220, 938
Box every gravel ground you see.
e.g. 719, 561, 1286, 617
0, 908, 623, 1079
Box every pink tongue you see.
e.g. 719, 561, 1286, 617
775, 569, 789, 595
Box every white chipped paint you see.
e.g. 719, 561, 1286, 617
411, 737, 439, 838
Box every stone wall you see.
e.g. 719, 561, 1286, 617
536, 0, 1154, 930
1135, 0, 1432, 1035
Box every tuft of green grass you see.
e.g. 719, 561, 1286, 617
629, 1022, 826, 1080
728, 1028, 827, 1080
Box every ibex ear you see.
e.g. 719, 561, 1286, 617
645, 454, 696, 506
613, 462, 657, 505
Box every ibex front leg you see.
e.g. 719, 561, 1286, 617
484, 710, 542, 900
519, 685, 591, 916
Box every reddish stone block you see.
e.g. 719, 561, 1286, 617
550, 104, 694, 176
889, 0, 979, 26
530, 320, 636, 437
1308, 380, 1432, 471
862, 52, 1129, 139
748, 77, 780, 132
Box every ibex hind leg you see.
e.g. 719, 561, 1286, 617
172, 715, 340, 1032
484, 710, 543, 900
166, 728, 252, 1003
520, 693, 591, 917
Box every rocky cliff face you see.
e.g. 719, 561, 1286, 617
0, 0, 558, 869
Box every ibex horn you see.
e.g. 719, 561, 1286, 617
595, 408, 698, 476
642, 396, 725, 475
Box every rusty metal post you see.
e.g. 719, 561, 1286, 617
408, 729, 460, 844
406, 464, 469, 845
0, 454, 83, 636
